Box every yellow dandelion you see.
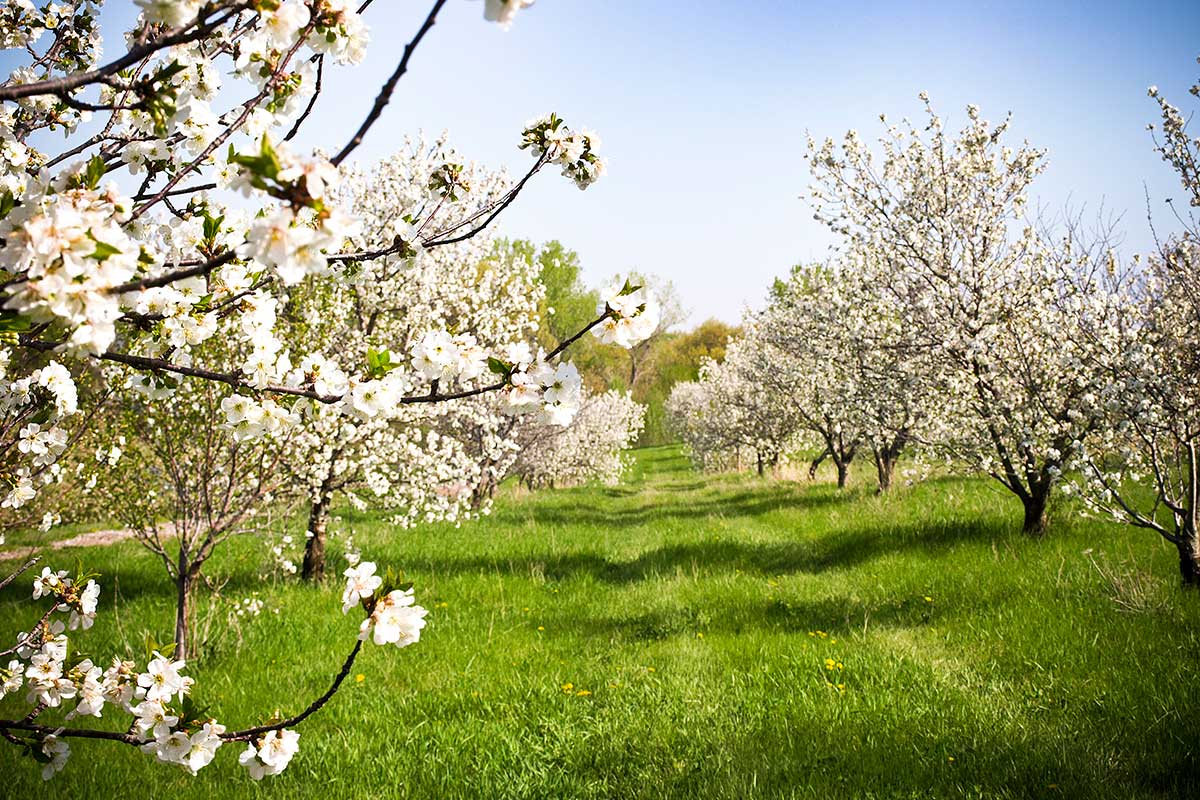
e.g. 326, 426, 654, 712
537, 626, 544, 631
696, 632, 704, 639
561, 682, 574, 692
576, 689, 592, 697
355, 673, 365, 683
647, 667, 656, 673
924, 596, 933, 603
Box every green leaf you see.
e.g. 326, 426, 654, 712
90, 240, 122, 261
0, 310, 32, 332
202, 211, 225, 242
366, 348, 398, 379
28, 405, 52, 426
84, 154, 106, 189
487, 357, 512, 376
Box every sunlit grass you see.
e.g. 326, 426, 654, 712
1, 446, 1197, 798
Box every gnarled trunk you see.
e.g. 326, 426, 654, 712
1176, 518, 1200, 586
874, 451, 895, 493
471, 473, 496, 511
834, 459, 849, 489
872, 432, 907, 494
1021, 487, 1050, 536
808, 448, 829, 480
302, 492, 331, 582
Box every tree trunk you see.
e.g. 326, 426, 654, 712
302, 493, 331, 582
808, 448, 829, 480
1176, 518, 1200, 586
471, 474, 495, 511
874, 451, 894, 493
1021, 487, 1050, 536
756, 451, 765, 477
174, 570, 193, 660
835, 460, 849, 489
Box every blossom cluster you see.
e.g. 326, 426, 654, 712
509, 389, 646, 487
2, 359, 79, 511
593, 280, 661, 348
479, 0, 537, 29
341, 562, 429, 646
520, 113, 607, 190
1, 558, 428, 780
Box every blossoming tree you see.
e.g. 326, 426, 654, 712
805, 99, 1107, 532
667, 338, 804, 476
0, 0, 659, 778
277, 135, 550, 581
1067, 64, 1200, 583
509, 388, 646, 488
748, 259, 941, 492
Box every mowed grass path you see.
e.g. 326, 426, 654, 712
2, 446, 1198, 798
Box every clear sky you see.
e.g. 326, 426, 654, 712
20, 1, 1200, 324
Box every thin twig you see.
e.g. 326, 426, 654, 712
331, 0, 447, 166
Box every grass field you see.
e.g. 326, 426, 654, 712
1, 446, 1198, 798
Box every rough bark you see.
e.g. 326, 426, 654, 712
872, 432, 907, 494
835, 459, 849, 489
808, 448, 829, 480
874, 450, 895, 493
1176, 519, 1200, 586
302, 493, 331, 582
1021, 486, 1050, 536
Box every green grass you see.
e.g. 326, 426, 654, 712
2, 445, 1198, 798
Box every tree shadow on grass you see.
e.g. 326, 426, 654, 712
406, 516, 1004, 588
518, 485, 857, 530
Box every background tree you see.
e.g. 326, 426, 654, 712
806, 99, 1106, 531
631, 318, 738, 446
1068, 66, 1200, 583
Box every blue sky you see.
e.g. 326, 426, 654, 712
15, 1, 1200, 324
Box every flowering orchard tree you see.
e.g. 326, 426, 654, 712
278, 135, 548, 581
667, 338, 803, 476
743, 265, 864, 489
0, 0, 659, 777
0, 556, 426, 780
509, 389, 645, 488
0, 0, 621, 527
749, 259, 941, 492
74, 375, 293, 658
1066, 242, 1200, 583
806, 99, 1108, 532
1067, 65, 1200, 583
665, 379, 732, 471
